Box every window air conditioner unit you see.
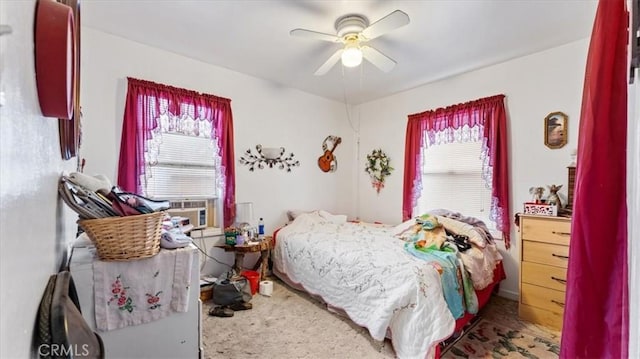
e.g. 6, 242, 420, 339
168, 199, 208, 229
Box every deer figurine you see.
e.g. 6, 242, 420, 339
547, 184, 563, 208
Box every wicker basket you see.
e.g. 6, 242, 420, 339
78, 212, 164, 261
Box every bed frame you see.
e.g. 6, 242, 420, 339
436, 262, 506, 357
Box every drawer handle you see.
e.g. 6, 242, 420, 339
551, 299, 565, 307
552, 231, 571, 236
551, 276, 567, 284
552, 253, 569, 259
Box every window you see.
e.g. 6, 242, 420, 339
141, 99, 221, 202
145, 132, 217, 199
118, 77, 236, 227
403, 95, 511, 247
415, 140, 495, 230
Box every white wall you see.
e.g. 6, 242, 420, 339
0, 1, 78, 357
355, 39, 589, 299
80, 27, 357, 274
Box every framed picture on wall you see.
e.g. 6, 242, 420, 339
544, 111, 568, 149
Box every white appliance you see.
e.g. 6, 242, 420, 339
69, 245, 202, 358
168, 199, 209, 229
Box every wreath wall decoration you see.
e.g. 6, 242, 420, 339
365, 149, 394, 194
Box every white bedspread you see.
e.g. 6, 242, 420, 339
273, 213, 455, 359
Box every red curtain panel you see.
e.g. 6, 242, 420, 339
560, 0, 629, 357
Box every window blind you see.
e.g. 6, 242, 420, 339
416, 140, 494, 228
145, 133, 216, 199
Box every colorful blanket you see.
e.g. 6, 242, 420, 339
404, 242, 478, 318
401, 214, 477, 318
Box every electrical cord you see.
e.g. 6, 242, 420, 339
190, 240, 232, 270
340, 64, 360, 134
340, 61, 363, 220
198, 236, 206, 272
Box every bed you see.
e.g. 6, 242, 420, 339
272, 210, 505, 359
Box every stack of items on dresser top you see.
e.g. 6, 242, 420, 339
59, 172, 192, 249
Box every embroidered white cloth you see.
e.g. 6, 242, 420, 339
93, 246, 195, 331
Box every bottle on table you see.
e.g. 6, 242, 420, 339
258, 218, 265, 241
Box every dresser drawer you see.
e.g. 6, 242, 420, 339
521, 283, 566, 314
519, 303, 563, 331
522, 240, 569, 268
521, 216, 571, 246
521, 261, 567, 292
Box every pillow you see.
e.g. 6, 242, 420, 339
318, 210, 347, 224
286, 209, 315, 222
436, 216, 487, 248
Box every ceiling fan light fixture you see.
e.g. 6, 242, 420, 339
291, 10, 410, 75
341, 44, 362, 68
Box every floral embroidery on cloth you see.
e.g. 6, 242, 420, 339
146, 291, 163, 310
108, 275, 134, 313
93, 247, 195, 331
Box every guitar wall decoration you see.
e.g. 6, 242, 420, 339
318, 136, 342, 172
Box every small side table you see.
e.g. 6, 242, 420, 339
216, 235, 274, 280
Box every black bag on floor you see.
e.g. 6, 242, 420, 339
212, 277, 252, 306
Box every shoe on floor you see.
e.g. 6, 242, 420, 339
209, 306, 234, 317
229, 301, 253, 311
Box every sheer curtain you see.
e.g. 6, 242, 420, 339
403, 94, 511, 247
117, 78, 237, 227
560, 0, 628, 357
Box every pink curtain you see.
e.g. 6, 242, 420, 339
117, 78, 237, 227
403, 94, 511, 248
560, 0, 628, 357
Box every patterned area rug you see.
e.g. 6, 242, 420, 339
442, 318, 560, 359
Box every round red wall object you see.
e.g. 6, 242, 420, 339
34, 0, 76, 120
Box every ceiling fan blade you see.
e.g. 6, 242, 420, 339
290, 28, 341, 43
314, 49, 344, 76
360, 10, 410, 40
361, 46, 396, 72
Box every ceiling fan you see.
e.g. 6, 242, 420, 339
290, 10, 410, 76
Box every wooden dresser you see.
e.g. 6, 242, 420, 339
519, 215, 571, 330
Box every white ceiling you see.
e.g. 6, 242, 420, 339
82, 0, 598, 105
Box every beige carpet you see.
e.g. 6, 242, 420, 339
201, 278, 559, 359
